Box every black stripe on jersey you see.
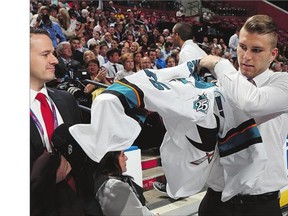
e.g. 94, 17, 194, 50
186, 114, 220, 152
103, 90, 148, 126
120, 78, 145, 109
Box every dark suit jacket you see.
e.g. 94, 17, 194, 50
30, 88, 84, 216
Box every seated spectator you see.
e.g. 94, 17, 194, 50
111, 38, 120, 49
57, 7, 76, 39
138, 34, 149, 54
141, 56, 153, 69
148, 49, 159, 69
122, 32, 135, 48
170, 48, 180, 65
87, 30, 102, 48
83, 50, 96, 65
166, 35, 173, 44
70, 36, 86, 66
83, 59, 111, 94
155, 34, 165, 50
162, 42, 173, 61
32, 5, 66, 48
54, 41, 81, 81
114, 53, 135, 81
89, 43, 105, 67
100, 32, 113, 49
95, 150, 159, 216
162, 29, 170, 38
130, 41, 140, 54
270, 61, 284, 72
155, 48, 166, 69
78, 36, 90, 52
165, 56, 176, 68
121, 46, 132, 56
133, 51, 143, 72
102, 48, 124, 83
99, 42, 109, 63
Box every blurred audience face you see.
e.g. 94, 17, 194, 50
83, 50, 96, 64
134, 52, 143, 64
148, 50, 157, 62
100, 45, 108, 57
87, 61, 99, 76
61, 44, 72, 58
109, 52, 120, 63
123, 56, 134, 71
141, 57, 152, 69
111, 39, 118, 49
121, 47, 131, 55
70, 38, 81, 50
130, 42, 139, 53
166, 57, 176, 67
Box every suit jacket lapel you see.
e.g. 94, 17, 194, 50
48, 88, 73, 123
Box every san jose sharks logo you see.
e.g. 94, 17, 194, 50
193, 93, 209, 114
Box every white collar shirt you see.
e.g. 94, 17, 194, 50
207, 60, 288, 195
103, 61, 124, 78
178, 40, 207, 65
30, 86, 64, 152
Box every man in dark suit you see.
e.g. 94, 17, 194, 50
30, 28, 85, 216
54, 41, 82, 81
104, 1, 117, 13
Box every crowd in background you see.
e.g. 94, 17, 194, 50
30, 0, 288, 111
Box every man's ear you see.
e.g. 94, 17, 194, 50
270, 47, 278, 62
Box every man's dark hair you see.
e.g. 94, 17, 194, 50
174, 22, 194, 41
86, 59, 100, 68
69, 36, 81, 43
99, 42, 108, 50
106, 48, 120, 58
49, 4, 59, 13
164, 41, 173, 48
30, 27, 50, 38
147, 48, 156, 56
89, 43, 99, 50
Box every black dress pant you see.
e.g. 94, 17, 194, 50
198, 188, 282, 216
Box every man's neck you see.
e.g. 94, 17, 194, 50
30, 81, 45, 92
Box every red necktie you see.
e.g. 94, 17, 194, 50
36, 93, 54, 143
36, 93, 77, 192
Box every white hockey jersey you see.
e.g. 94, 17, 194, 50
70, 59, 268, 201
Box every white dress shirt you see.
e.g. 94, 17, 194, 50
178, 39, 207, 65
114, 69, 134, 81
228, 33, 239, 58
103, 61, 124, 80
30, 86, 64, 152
207, 59, 288, 196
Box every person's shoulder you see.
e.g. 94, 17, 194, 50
48, 87, 74, 99
102, 62, 110, 67
105, 177, 130, 189
271, 71, 288, 80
